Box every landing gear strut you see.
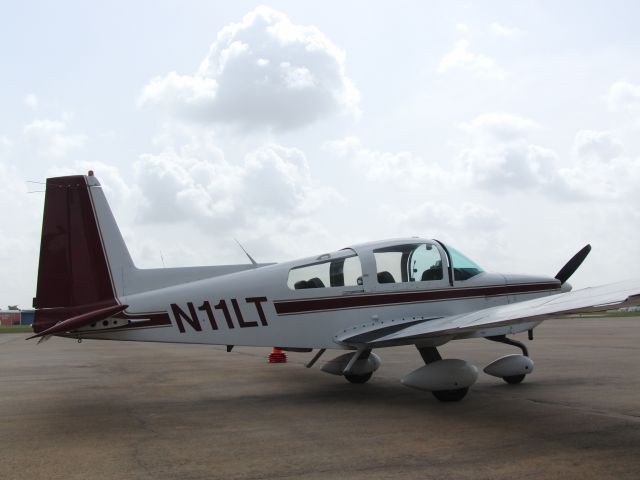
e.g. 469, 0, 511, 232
486, 335, 529, 356
344, 349, 373, 384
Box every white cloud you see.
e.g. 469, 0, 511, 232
456, 23, 470, 33
557, 157, 640, 200
134, 145, 240, 224
23, 119, 86, 158
437, 39, 505, 79
457, 112, 554, 191
490, 22, 521, 36
573, 130, 623, 162
24, 93, 38, 109
464, 112, 540, 142
557, 130, 639, 200
460, 143, 557, 191
324, 136, 450, 187
397, 201, 505, 232
134, 138, 338, 234
458, 115, 639, 201
605, 80, 640, 112
139, 6, 359, 130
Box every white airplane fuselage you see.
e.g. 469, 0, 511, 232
73, 253, 560, 349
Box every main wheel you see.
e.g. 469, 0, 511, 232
345, 372, 372, 384
503, 374, 526, 384
432, 387, 469, 402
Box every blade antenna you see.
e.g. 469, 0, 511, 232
234, 239, 258, 266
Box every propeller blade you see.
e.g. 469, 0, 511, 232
555, 244, 591, 285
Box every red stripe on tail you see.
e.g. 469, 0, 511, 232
33, 175, 118, 333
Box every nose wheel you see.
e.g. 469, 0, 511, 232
503, 374, 526, 384
432, 387, 469, 402
345, 372, 373, 384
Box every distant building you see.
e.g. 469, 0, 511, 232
0, 310, 20, 326
20, 310, 35, 325
0, 310, 35, 326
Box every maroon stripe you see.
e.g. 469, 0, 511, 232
273, 282, 560, 315
27, 304, 128, 339
113, 311, 172, 328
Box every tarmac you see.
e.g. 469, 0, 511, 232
1, 317, 639, 480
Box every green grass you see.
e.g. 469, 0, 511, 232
578, 311, 640, 318
0, 325, 33, 333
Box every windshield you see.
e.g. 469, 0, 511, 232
447, 246, 484, 281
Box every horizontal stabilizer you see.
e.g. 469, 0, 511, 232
27, 304, 128, 340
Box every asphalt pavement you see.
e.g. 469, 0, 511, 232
1, 317, 639, 480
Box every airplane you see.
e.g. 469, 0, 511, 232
29, 172, 640, 401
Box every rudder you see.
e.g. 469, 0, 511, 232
33, 174, 132, 332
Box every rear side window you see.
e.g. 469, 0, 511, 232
287, 254, 362, 290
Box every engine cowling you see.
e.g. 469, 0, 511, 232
321, 352, 381, 376
483, 354, 534, 378
401, 359, 478, 392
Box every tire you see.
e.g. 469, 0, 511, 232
431, 387, 469, 402
344, 372, 373, 384
503, 374, 526, 384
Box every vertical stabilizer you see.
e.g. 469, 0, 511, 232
34, 174, 133, 312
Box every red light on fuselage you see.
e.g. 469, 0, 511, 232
88, 170, 94, 176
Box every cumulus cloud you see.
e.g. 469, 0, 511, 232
557, 130, 639, 199
460, 143, 557, 191
573, 130, 623, 162
458, 115, 638, 201
464, 112, 540, 142
139, 6, 359, 130
23, 119, 86, 158
134, 139, 337, 233
324, 136, 450, 187
397, 201, 505, 232
605, 80, 640, 112
457, 112, 555, 191
437, 39, 505, 79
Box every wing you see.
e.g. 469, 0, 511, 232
335, 279, 640, 348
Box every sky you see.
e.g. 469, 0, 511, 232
1, 1, 640, 308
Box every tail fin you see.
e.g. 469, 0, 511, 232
33, 174, 132, 332
32, 172, 268, 334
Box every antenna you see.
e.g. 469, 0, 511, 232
160, 251, 166, 268
234, 239, 258, 266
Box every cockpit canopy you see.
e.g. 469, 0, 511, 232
372, 242, 483, 284
286, 240, 484, 290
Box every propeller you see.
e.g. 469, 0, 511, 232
554, 244, 591, 285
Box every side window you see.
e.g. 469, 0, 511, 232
373, 244, 444, 284
287, 255, 363, 290
408, 244, 443, 281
